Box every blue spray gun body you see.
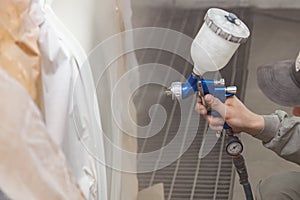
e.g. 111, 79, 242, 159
167, 72, 236, 130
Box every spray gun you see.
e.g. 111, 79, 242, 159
166, 8, 253, 200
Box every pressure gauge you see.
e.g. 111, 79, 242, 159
226, 136, 243, 156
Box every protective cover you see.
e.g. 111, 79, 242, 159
0, 68, 85, 200
0, 0, 42, 108
52, 0, 139, 199
38, 1, 107, 200
0, 0, 107, 199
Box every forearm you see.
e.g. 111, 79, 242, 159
241, 113, 264, 137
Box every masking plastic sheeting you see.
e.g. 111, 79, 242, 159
51, 0, 139, 199
0, 0, 41, 108
0, 0, 107, 199
0, 68, 85, 200
37, 1, 107, 199
0, 0, 105, 199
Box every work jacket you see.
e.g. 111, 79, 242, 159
256, 110, 300, 165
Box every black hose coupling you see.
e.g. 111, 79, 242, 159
233, 155, 249, 184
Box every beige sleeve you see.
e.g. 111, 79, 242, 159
255, 110, 300, 165
0, 68, 85, 200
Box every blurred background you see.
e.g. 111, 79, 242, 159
51, 0, 300, 199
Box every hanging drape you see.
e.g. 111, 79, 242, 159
0, 1, 86, 199
51, 0, 139, 199
39, 1, 108, 199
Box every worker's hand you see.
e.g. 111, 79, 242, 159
195, 95, 226, 131
195, 94, 264, 136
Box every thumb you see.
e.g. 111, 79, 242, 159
204, 94, 226, 119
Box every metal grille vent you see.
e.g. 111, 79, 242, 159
132, 6, 252, 200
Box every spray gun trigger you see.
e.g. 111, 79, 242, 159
197, 81, 207, 108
